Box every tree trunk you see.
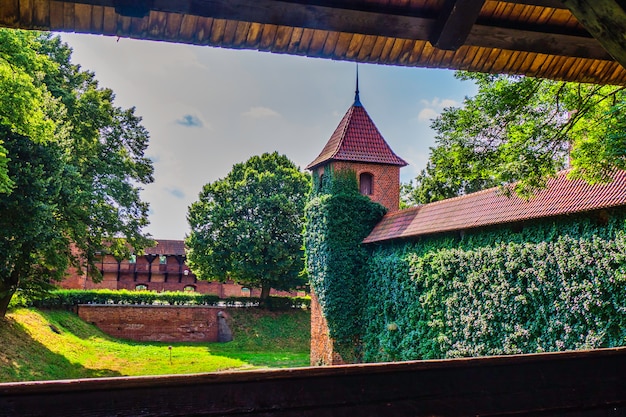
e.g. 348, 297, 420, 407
0, 271, 20, 318
258, 284, 271, 309
0, 288, 15, 318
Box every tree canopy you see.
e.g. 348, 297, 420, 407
0, 29, 154, 316
186, 152, 310, 305
403, 72, 626, 205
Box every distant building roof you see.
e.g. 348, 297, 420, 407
306, 98, 407, 170
364, 170, 626, 244
144, 240, 186, 256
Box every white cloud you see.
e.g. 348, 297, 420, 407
420, 97, 459, 109
417, 108, 438, 122
415, 97, 460, 123
242, 106, 281, 119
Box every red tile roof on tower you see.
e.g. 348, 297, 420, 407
306, 99, 407, 170
364, 170, 626, 244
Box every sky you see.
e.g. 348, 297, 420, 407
59, 33, 478, 240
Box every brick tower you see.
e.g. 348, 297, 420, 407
306, 80, 407, 212
306, 80, 407, 365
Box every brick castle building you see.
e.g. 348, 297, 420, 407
61, 239, 300, 298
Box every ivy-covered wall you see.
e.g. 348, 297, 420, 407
304, 169, 386, 362
361, 210, 626, 362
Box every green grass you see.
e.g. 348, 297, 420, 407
0, 308, 310, 383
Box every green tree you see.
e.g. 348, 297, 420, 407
404, 72, 626, 205
0, 30, 154, 316
0, 29, 59, 193
186, 152, 310, 306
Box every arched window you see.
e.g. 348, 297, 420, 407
318, 173, 325, 192
359, 172, 373, 195
183, 285, 196, 292
135, 284, 148, 291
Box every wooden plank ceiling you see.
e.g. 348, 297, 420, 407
2, 0, 626, 85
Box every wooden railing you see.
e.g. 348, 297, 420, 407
1, 347, 626, 416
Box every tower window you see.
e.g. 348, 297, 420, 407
359, 173, 373, 195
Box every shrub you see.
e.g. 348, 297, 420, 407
31, 289, 310, 310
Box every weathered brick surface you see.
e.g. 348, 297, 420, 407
310, 291, 344, 366
78, 305, 224, 342
327, 162, 401, 212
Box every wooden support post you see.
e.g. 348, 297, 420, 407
562, 0, 626, 69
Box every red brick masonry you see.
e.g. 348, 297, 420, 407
78, 305, 225, 342
310, 292, 344, 365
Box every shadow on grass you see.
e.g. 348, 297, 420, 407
0, 316, 122, 383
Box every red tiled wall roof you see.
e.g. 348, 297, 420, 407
307, 103, 407, 170
144, 240, 186, 256
364, 170, 626, 243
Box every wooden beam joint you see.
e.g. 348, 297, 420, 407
114, 0, 153, 18
562, 0, 626, 69
430, 0, 486, 50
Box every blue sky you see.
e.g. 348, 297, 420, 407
59, 33, 478, 240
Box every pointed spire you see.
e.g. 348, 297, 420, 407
354, 64, 362, 107
306, 81, 408, 170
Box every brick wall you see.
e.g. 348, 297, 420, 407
78, 305, 226, 342
331, 162, 401, 212
310, 291, 344, 366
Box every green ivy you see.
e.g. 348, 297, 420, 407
362, 210, 626, 362
304, 168, 386, 361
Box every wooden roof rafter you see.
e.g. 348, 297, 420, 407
56, 0, 606, 60
2, 0, 626, 85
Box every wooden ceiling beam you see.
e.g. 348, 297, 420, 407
429, 0, 486, 50
467, 24, 612, 60
498, 0, 566, 8
562, 0, 626, 70
70, 0, 438, 38
61, 0, 610, 60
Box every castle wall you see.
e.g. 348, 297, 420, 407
77, 305, 226, 342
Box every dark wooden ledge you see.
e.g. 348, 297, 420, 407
2, 347, 626, 416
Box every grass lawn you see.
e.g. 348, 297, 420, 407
0, 307, 310, 382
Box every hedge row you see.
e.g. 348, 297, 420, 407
32, 289, 311, 310
361, 210, 626, 362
